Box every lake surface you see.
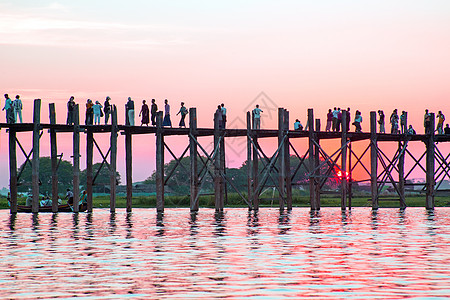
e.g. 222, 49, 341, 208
0, 207, 449, 299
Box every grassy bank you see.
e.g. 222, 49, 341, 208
1, 193, 449, 209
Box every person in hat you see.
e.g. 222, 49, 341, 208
93, 100, 103, 125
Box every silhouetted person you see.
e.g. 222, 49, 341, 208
150, 99, 157, 125
294, 119, 303, 130
407, 124, 416, 135
162, 99, 171, 127
126, 97, 135, 126
104, 96, 111, 124
390, 109, 399, 134
326, 109, 332, 132
2, 94, 14, 123
13, 95, 23, 123
378, 110, 385, 133
67, 96, 75, 125
444, 124, 450, 134
85, 99, 93, 125
436, 111, 445, 134
353, 110, 362, 132
332, 107, 338, 131
252, 104, 263, 129
221, 103, 227, 129
215, 105, 223, 129
424, 109, 431, 134
176, 102, 188, 128
139, 100, 149, 126
400, 111, 407, 134
93, 101, 102, 125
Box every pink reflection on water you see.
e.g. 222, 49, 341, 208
0, 208, 449, 299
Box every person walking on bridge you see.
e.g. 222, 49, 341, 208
390, 109, 399, 134
162, 99, 172, 127
150, 99, 157, 126
424, 109, 431, 134
67, 96, 75, 125
13, 95, 23, 123
436, 111, 445, 134
378, 110, 385, 133
104, 96, 111, 125
2, 94, 14, 123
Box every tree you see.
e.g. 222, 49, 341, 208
80, 163, 121, 193
17, 157, 73, 195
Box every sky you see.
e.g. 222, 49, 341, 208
1, 0, 450, 190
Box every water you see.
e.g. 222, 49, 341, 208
0, 208, 449, 299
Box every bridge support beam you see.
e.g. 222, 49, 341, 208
426, 113, 435, 209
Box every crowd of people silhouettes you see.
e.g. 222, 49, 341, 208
2, 94, 449, 136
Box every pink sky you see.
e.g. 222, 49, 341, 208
1, 0, 450, 189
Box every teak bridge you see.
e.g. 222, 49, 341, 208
2, 99, 450, 214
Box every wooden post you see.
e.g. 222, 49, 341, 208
314, 119, 321, 205
86, 128, 93, 212
125, 129, 132, 212
252, 113, 259, 210
278, 108, 286, 211
73, 104, 80, 212
155, 111, 164, 213
9, 128, 17, 214
426, 113, 435, 209
247, 111, 253, 210
308, 109, 318, 210
370, 111, 378, 209
214, 110, 224, 211
348, 140, 352, 210
220, 134, 226, 205
189, 108, 199, 211
398, 140, 406, 208
110, 105, 118, 211
341, 110, 348, 210
32, 99, 41, 213
284, 109, 292, 210
49, 103, 59, 212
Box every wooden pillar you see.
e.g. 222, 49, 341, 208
426, 113, 435, 209
246, 112, 253, 210
72, 104, 80, 212
370, 111, 378, 209
125, 129, 132, 212
398, 111, 407, 209
214, 111, 224, 211
189, 108, 199, 211
348, 141, 352, 210
278, 108, 286, 211
9, 128, 17, 214
110, 105, 118, 211
49, 103, 59, 212
220, 135, 226, 205
284, 109, 292, 210
86, 128, 93, 212
341, 110, 348, 210
398, 140, 406, 208
252, 113, 259, 210
308, 109, 318, 210
155, 111, 164, 213
32, 99, 41, 213
314, 119, 321, 205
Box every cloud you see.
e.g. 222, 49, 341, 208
0, 10, 197, 49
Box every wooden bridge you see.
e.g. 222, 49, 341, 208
2, 99, 449, 213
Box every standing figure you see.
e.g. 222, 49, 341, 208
221, 103, 227, 129
67, 96, 75, 125
126, 97, 135, 126
390, 109, 399, 134
176, 102, 188, 128
13, 95, 23, 123
336, 108, 342, 132
93, 101, 103, 125
400, 111, 407, 134
346, 107, 351, 132
85, 99, 94, 125
162, 99, 172, 127
436, 111, 445, 134
104, 96, 111, 125
378, 110, 385, 133
325, 109, 332, 132
252, 104, 263, 129
332, 107, 338, 131
215, 105, 223, 128
424, 109, 431, 134
150, 99, 158, 126
353, 110, 362, 132
2, 94, 14, 123
139, 100, 149, 126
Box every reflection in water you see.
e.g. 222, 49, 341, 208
0, 207, 449, 299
